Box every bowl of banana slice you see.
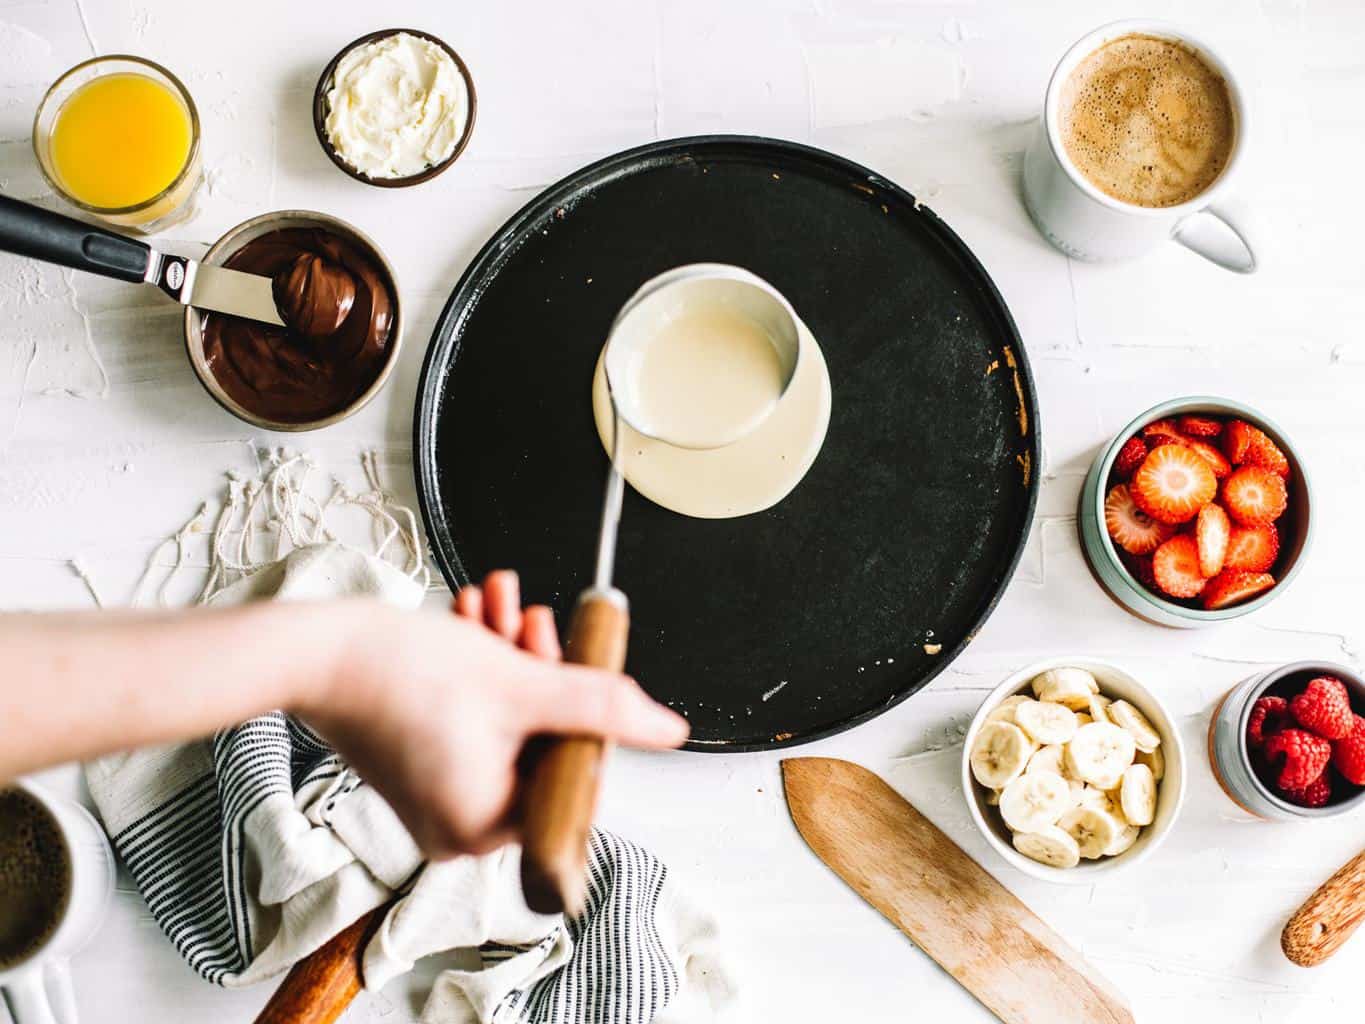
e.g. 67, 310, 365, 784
961, 657, 1186, 882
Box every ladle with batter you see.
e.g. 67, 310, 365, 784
519, 265, 801, 915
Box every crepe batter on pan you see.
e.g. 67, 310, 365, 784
591, 318, 832, 519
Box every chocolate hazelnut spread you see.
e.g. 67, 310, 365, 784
202, 228, 393, 423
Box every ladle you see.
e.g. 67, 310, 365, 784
519, 264, 800, 914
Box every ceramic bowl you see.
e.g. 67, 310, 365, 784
183, 209, 402, 431
961, 656, 1186, 883
313, 28, 477, 187
1078, 396, 1313, 628
1209, 661, 1365, 821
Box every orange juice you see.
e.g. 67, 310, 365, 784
49, 73, 192, 209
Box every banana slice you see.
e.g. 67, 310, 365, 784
1027, 743, 1066, 776
1066, 722, 1136, 790
1104, 822, 1141, 857
1135, 745, 1165, 782
999, 770, 1072, 833
1107, 700, 1162, 753
1076, 785, 1118, 816
1119, 764, 1157, 826
1013, 825, 1081, 869
1087, 693, 1113, 725
1068, 778, 1087, 808
1014, 700, 1079, 745
985, 694, 1030, 726
1059, 806, 1124, 859
970, 721, 1033, 789
1031, 667, 1099, 709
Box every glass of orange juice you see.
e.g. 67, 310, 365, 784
33, 55, 202, 234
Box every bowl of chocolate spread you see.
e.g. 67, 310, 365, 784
185, 210, 401, 430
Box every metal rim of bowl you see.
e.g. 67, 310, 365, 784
32, 53, 203, 217
182, 209, 403, 432
312, 28, 478, 188
1089, 396, 1314, 623
961, 655, 1187, 884
1233, 661, 1365, 818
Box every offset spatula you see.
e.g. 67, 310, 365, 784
782, 758, 1134, 1024
0, 194, 284, 325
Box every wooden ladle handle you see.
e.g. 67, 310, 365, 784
519, 587, 629, 916
1282, 847, 1365, 966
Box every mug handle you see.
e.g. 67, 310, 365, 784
1172, 200, 1257, 274
2, 966, 59, 1024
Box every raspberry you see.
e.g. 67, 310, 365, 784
1280, 771, 1331, 808
1290, 676, 1354, 740
1114, 437, 1148, 478
1247, 695, 1290, 747
1331, 714, 1365, 786
1264, 728, 1333, 791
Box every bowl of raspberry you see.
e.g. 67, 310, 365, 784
1209, 663, 1365, 820
1078, 397, 1312, 628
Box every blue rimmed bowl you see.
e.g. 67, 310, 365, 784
1078, 396, 1313, 628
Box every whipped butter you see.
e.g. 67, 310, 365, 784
325, 32, 468, 179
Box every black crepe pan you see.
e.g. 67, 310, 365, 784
414, 135, 1039, 751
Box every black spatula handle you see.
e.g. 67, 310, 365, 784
0, 193, 151, 283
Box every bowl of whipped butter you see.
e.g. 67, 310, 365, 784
313, 28, 476, 186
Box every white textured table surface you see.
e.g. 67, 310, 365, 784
3, 1, 1364, 1021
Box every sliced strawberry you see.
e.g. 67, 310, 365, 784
1246, 429, 1290, 478
1153, 535, 1207, 599
1202, 569, 1276, 610
1120, 552, 1158, 591
1223, 420, 1289, 476
1178, 415, 1223, 438
1196, 503, 1230, 577
1113, 437, 1148, 479
1223, 420, 1256, 464
1184, 438, 1232, 479
1105, 484, 1176, 555
1131, 444, 1218, 524
1223, 466, 1288, 526
1142, 419, 1186, 446
1224, 524, 1279, 573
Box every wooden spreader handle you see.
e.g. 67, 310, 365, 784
519, 588, 629, 916
252, 908, 381, 1024
1282, 847, 1365, 967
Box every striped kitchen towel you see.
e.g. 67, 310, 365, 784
84, 454, 736, 1024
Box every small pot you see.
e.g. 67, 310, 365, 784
184, 210, 403, 431
1078, 396, 1313, 628
1208, 661, 1365, 821
961, 656, 1187, 884
313, 28, 477, 187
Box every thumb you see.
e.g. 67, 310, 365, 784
520, 664, 689, 749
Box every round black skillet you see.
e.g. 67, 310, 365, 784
414, 136, 1039, 751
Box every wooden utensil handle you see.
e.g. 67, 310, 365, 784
252, 907, 384, 1024
519, 587, 629, 916
1282, 847, 1365, 967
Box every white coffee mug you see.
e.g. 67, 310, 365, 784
0, 782, 115, 1024
1022, 19, 1257, 273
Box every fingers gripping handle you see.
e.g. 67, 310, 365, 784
1282, 848, 1365, 967
520, 587, 630, 916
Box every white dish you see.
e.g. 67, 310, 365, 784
961, 656, 1186, 883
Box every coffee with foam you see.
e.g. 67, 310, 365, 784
0, 788, 71, 969
1060, 33, 1234, 208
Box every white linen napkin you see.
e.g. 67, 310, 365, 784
83, 452, 736, 1023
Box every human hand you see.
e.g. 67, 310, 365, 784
300, 571, 687, 858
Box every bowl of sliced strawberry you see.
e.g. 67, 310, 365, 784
1209, 662, 1365, 821
1079, 397, 1312, 628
